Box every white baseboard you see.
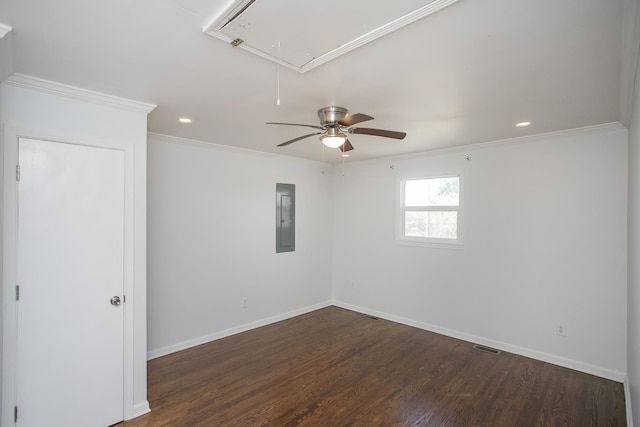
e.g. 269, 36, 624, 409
332, 300, 627, 383
625, 376, 634, 427
129, 400, 151, 420
147, 300, 333, 360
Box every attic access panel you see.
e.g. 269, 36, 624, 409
204, 0, 460, 73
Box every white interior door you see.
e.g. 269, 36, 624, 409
16, 138, 125, 426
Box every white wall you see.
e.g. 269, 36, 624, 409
332, 125, 628, 380
0, 78, 152, 422
146, 134, 334, 357
0, 84, 4, 424
628, 38, 640, 425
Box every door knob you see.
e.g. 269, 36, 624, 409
110, 296, 121, 306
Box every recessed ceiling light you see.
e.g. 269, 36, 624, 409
515, 121, 532, 127
178, 117, 192, 124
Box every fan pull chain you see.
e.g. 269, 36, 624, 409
276, 40, 281, 106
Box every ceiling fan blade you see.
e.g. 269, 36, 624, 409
340, 140, 354, 152
338, 113, 374, 127
277, 132, 322, 147
350, 127, 407, 139
267, 122, 324, 130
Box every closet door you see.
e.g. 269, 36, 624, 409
16, 137, 125, 426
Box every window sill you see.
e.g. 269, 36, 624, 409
395, 238, 464, 250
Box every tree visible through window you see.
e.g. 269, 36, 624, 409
400, 176, 462, 244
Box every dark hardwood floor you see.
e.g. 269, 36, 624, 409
120, 306, 626, 426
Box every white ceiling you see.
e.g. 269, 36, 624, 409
0, 0, 637, 163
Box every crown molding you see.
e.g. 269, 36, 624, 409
344, 122, 627, 167
148, 132, 333, 170
150, 123, 625, 170
0, 24, 11, 39
2, 73, 156, 114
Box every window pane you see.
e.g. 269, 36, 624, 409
405, 177, 459, 207
404, 211, 457, 239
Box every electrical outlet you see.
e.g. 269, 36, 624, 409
557, 322, 567, 337
242, 297, 248, 309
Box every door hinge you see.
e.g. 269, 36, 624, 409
16, 285, 19, 301
14, 405, 18, 422
16, 165, 20, 182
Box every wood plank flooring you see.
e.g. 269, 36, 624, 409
119, 306, 626, 426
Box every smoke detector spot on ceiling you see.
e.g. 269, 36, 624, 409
203, 0, 462, 73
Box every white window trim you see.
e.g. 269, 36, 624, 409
396, 173, 464, 249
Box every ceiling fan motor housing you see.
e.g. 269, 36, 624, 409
318, 106, 348, 125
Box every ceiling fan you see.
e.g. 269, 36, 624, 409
267, 106, 406, 152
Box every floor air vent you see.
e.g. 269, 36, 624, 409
363, 314, 379, 320
473, 344, 501, 355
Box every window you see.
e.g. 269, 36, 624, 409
398, 175, 462, 246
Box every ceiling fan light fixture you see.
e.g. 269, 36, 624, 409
320, 133, 346, 148
269, 106, 406, 153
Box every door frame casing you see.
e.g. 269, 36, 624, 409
2, 129, 137, 424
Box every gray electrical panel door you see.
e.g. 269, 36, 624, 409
276, 183, 295, 253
